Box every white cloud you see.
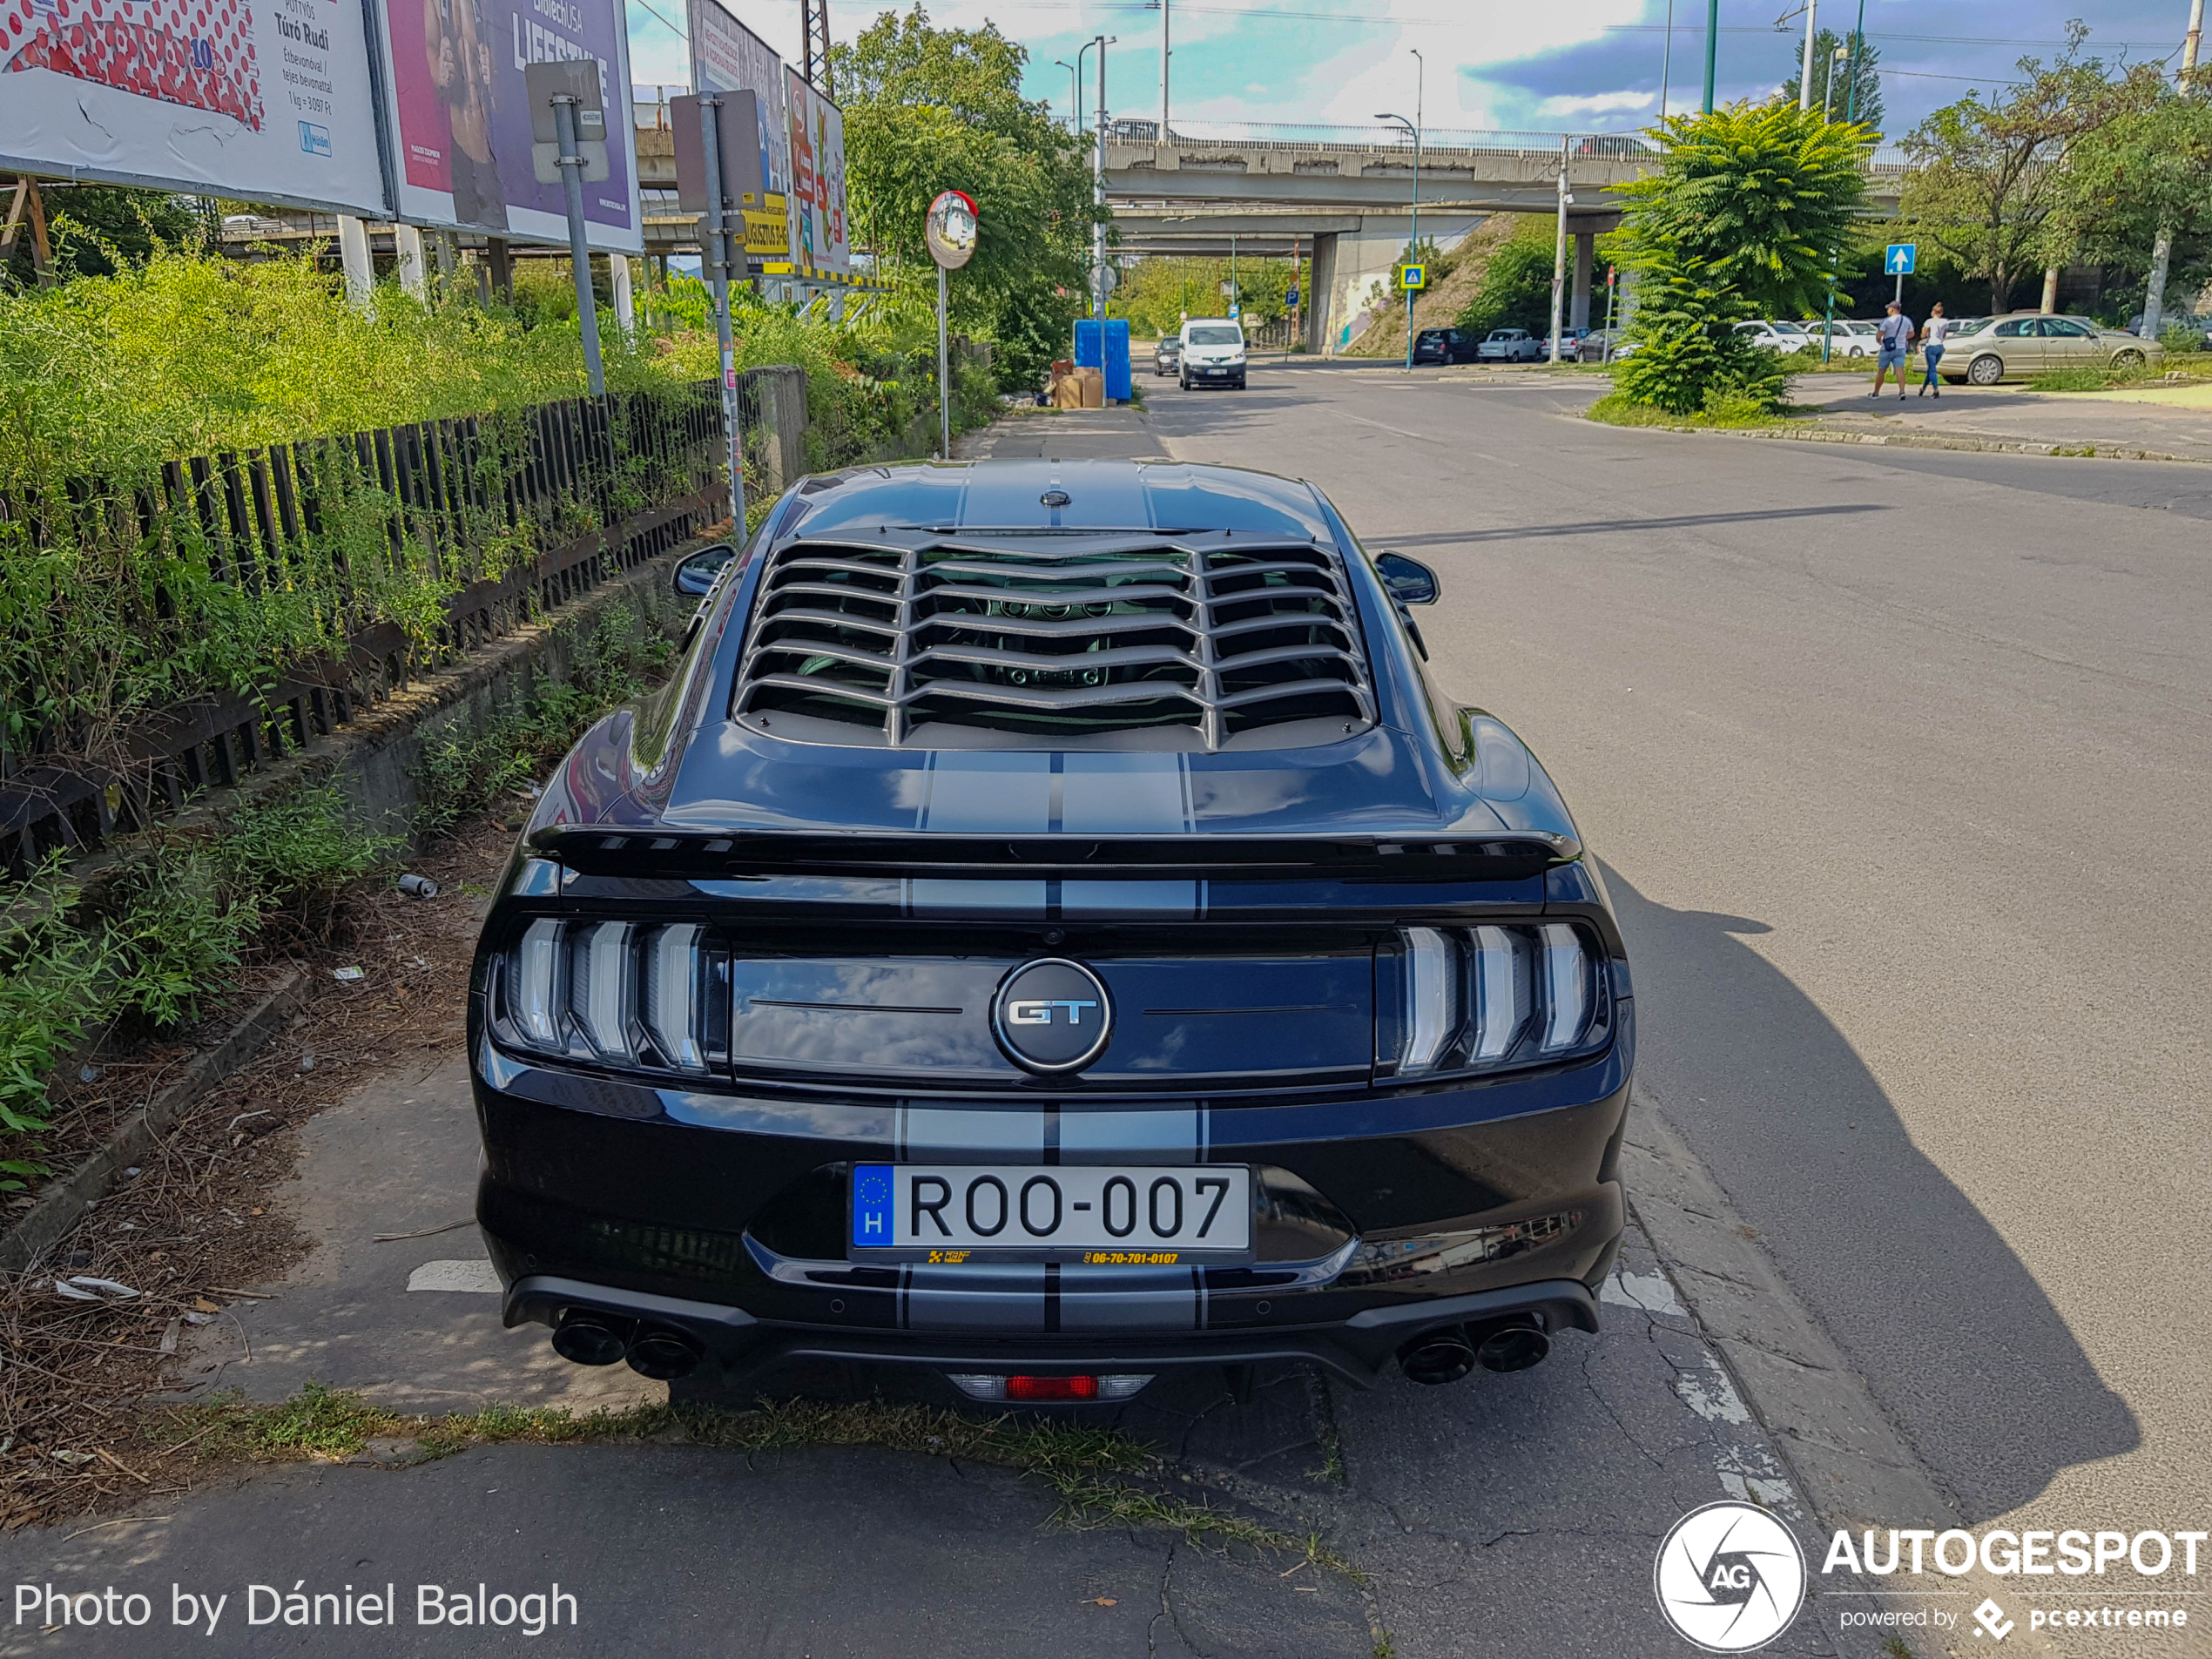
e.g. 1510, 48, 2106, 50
1539, 89, 1658, 116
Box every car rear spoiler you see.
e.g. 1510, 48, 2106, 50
528, 827, 1580, 882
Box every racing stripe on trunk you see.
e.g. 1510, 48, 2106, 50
1057, 1105, 1203, 1163
896, 1105, 1047, 1163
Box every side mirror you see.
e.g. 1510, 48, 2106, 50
673, 544, 736, 597
1374, 551, 1440, 606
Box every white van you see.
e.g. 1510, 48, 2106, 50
1177, 318, 1248, 390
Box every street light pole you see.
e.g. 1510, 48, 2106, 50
1660, 0, 1675, 121
1549, 133, 1568, 364
1158, 0, 1170, 139
1373, 104, 1420, 370
1056, 57, 1080, 133
1702, 0, 1719, 113
1819, 0, 1868, 363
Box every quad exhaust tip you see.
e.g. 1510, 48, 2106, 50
1398, 1315, 1551, 1385
551, 1311, 703, 1381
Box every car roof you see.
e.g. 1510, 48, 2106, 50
1183, 317, 1241, 327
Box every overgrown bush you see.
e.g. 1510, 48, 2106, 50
218, 786, 402, 945
0, 862, 110, 1188
1612, 258, 1793, 416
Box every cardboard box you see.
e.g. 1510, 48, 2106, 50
1076, 366, 1104, 408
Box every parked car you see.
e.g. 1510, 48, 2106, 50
1179, 319, 1248, 389
1477, 327, 1543, 362
1797, 320, 1877, 358
1413, 327, 1480, 365
1938, 313, 2161, 385
1153, 336, 1183, 377
472, 457, 1631, 1400
1539, 327, 1594, 360
1575, 329, 1636, 363
1732, 320, 1815, 354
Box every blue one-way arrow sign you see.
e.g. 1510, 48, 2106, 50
1885, 243, 1918, 275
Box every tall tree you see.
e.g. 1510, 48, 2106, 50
829, 6, 1095, 388
1779, 28, 1885, 132
2054, 78, 2212, 324
1898, 24, 2164, 314
1621, 103, 1873, 317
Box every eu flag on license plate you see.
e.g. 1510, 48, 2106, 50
852, 1164, 894, 1247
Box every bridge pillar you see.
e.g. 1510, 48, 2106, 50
1308, 233, 1339, 355
1571, 233, 1595, 331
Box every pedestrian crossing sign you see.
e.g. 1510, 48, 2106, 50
1400, 264, 1427, 290
1885, 244, 1917, 275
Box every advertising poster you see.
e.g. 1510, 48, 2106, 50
375, 0, 642, 250
782, 64, 846, 281
0, 0, 386, 214
686, 0, 786, 202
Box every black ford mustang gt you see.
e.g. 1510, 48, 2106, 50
469, 457, 1632, 1403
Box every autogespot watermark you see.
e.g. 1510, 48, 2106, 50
1656, 1507, 2207, 1650
10, 1581, 577, 1636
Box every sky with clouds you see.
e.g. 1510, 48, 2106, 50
626, 0, 2199, 141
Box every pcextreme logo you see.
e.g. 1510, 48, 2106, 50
1654, 1502, 1808, 1652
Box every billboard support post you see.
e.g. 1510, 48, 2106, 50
697, 93, 746, 535
550, 93, 607, 398
339, 215, 374, 310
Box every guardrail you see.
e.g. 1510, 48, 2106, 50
0, 369, 806, 879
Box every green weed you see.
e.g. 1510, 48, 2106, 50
0, 859, 111, 1185
217, 786, 401, 945
154, 1386, 1359, 1575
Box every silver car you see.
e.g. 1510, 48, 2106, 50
1938, 314, 2161, 385
1477, 328, 1543, 363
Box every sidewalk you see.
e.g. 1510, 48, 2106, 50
1784, 371, 2212, 462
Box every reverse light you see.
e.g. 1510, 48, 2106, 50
1395, 922, 1607, 1075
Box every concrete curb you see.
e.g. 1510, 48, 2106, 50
1624, 1089, 2063, 1656
0, 968, 309, 1274
1703, 418, 2208, 466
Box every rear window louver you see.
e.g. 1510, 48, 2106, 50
732, 534, 1376, 748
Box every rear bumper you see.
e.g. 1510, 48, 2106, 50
471, 1009, 1634, 1386
502, 1272, 1602, 1387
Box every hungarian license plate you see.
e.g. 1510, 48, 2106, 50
850, 1164, 1251, 1259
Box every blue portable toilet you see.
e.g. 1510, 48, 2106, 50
1073, 320, 1133, 402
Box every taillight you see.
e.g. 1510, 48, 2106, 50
1395, 922, 1606, 1076
499, 919, 726, 1073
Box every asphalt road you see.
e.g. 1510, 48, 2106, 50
9, 362, 2203, 1656
1131, 361, 2208, 1541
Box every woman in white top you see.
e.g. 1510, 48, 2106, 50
1919, 303, 1952, 397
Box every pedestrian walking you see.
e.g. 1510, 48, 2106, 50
1872, 301, 1914, 399
1918, 302, 1951, 397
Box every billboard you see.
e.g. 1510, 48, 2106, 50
783, 66, 846, 280
687, 0, 786, 200
0, 0, 387, 215
374, 0, 642, 250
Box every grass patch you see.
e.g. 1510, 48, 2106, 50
151, 1386, 1359, 1575
1585, 392, 1791, 430
2027, 361, 2212, 392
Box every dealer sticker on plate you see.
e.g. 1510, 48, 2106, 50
851, 1163, 1251, 1258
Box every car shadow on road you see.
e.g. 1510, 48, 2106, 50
1378, 504, 1888, 546
1602, 868, 2140, 1523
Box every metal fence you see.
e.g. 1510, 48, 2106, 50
0, 368, 806, 879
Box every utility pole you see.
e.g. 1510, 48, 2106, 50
1660, 0, 1675, 121
1549, 134, 1569, 364
1092, 36, 1113, 320
1798, 0, 1818, 110
1158, 0, 1170, 139
2141, 0, 2204, 341
1819, 0, 1867, 362
1702, 0, 1719, 112
800, 0, 831, 95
